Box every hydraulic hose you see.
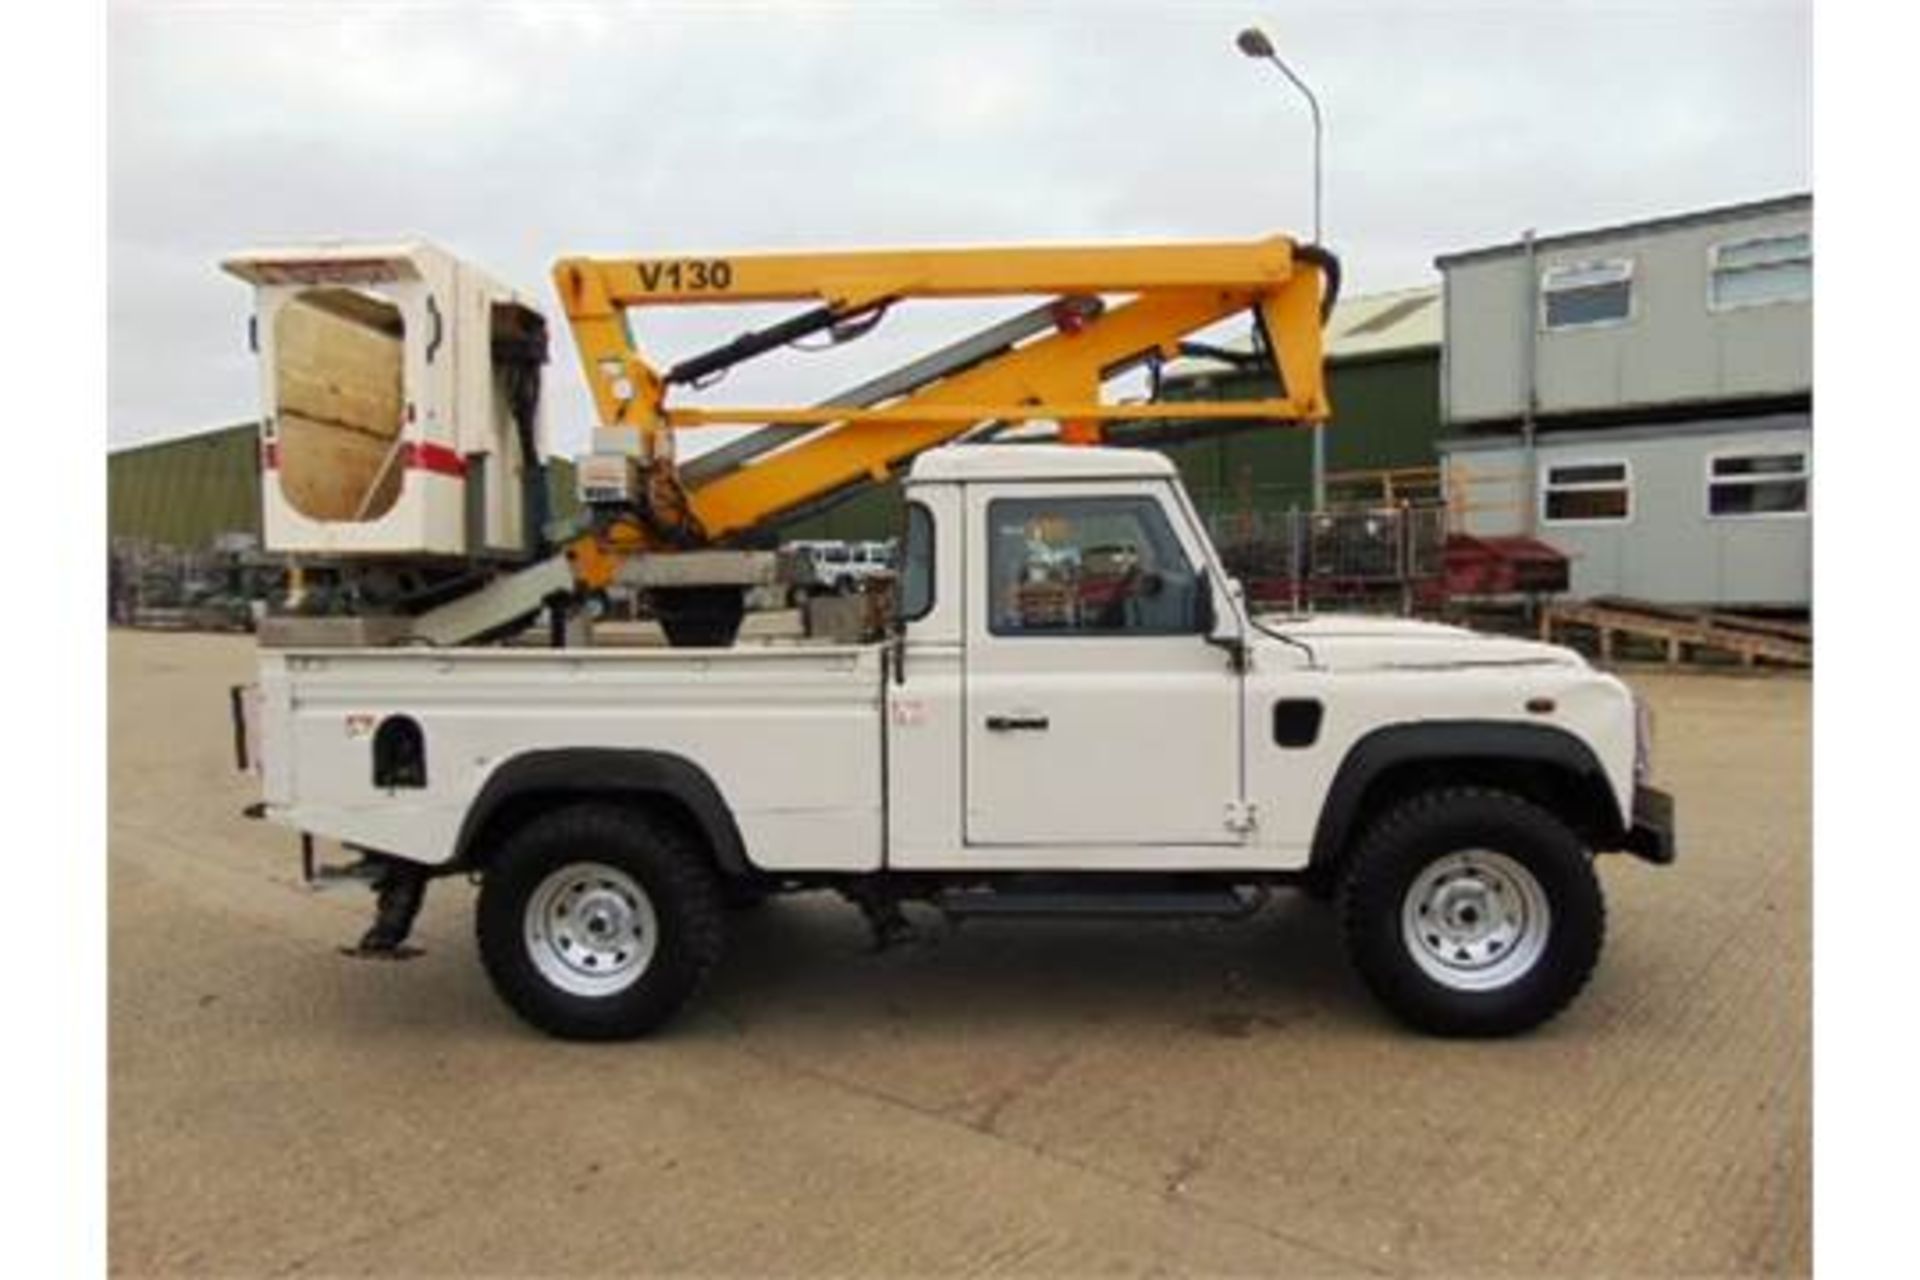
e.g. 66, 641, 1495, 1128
1294, 243, 1343, 325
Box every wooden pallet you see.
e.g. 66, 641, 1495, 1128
1588, 596, 1811, 643
1541, 598, 1811, 668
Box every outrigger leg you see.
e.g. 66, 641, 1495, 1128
339, 855, 429, 960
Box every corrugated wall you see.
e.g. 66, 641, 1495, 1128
108, 424, 261, 547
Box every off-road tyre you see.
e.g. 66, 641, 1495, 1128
720, 882, 770, 912
477, 802, 725, 1040
1338, 786, 1604, 1037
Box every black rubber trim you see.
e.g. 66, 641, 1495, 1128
228, 684, 250, 772
1624, 784, 1677, 865
452, 748, 754, 877
1310, 720, 1618, 867
898, 500, 936, 624
1272, 699, 1323, 748
372, 715, 427, 789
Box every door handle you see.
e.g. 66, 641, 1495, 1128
986, 713, 1050, 732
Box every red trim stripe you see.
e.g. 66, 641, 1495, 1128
259, 439, 466, 479
403, 441, 468, 478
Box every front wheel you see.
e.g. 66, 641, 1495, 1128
1338, 787, 1604, 1037
476, 803, 725, 1040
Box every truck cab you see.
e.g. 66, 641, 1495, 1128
888, 445, 1258, 860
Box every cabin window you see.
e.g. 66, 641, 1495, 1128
1710, 232, 1812, 309
899, 504, 935, 622
1541, 460, 1631, 524
987, 496, 1201, 636
1707, 450, 1809, 518
1541, 260, 1633, 330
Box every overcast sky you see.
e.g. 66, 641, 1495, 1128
108, 0, 1810, 455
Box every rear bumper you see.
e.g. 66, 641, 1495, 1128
1621, 785, 1677, 865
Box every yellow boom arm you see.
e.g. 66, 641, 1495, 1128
552, 232, 1335, 559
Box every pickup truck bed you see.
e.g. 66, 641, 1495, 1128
257, 644, 885, 874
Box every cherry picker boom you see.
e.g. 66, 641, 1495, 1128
224, 233, 1338, 646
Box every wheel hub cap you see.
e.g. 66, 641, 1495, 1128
524, 862, 659, 998
1401, 850, 1552, 992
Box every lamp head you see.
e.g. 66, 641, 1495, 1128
1235, 27, 1275, 59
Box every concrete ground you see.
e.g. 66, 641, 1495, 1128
109, 631, 1809, 1276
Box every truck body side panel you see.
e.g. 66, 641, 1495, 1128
258, 646, 885, 872
1239, 660, 1638, 865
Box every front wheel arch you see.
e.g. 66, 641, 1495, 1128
1310, 722, 1625, 878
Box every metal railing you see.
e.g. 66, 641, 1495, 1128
1198, 503, 1449, 613
110, 535, 274, 630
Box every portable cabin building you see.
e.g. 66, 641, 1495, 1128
1435, 193, 1812, 608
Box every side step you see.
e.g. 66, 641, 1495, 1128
934, 886, 1263, 921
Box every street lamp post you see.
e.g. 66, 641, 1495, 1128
1236, 25, 1327, 508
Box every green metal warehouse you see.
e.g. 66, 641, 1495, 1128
108, 424, 262, 548
1143, 283, 1442, 515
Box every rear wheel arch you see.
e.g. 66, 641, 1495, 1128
1310, 721, 1624, 877
452, 748, 756, 882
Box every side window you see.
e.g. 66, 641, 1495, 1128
1710, 233, 1811, 309
1707, 451, 1808, 517
987, 495, 1201, 636
1541, 259, 1632, 330
1541, 460, 1631, 524
899, 503, 935, 621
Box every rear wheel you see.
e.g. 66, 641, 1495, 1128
720, 881, 770, 912
1338, 787, 1604, 1036
477, 803, 725, 1040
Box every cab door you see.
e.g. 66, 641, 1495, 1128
963, 482, 1244, 849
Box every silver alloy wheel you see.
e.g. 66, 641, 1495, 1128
523, 861, 660, 998
1400, 849, 1552, 992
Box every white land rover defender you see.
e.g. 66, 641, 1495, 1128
235, 445, 1674, 1040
